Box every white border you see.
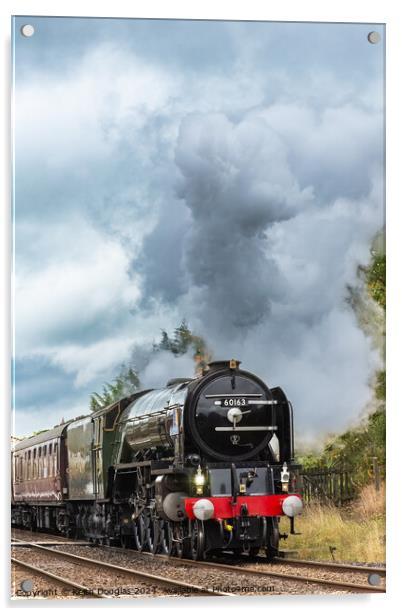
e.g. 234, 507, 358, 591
0, 0, 395, 22
2, 1, 401, 614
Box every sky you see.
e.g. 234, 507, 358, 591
12, 17, 385, 440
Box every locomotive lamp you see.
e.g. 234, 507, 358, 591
193, 498, 214, 520
282, 495, 303, 517
194, 465, 206, 495
281, 462, 290, 492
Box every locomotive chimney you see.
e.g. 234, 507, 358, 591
203, 359, 241, 375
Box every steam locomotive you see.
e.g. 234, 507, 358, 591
12, 359, 303, 560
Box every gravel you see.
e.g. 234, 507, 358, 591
12, 528, 80, 544
11, 546, 183, 600
12, 529, 384, 598
50, 544, 354, 595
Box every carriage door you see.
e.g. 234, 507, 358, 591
93, 416, 104, 499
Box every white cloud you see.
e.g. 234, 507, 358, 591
15, 44, 179, 168
15, 217, 141, 354
140, 350, 196, 389
12, 398, 91, 439
253, 102, 383, 198
46, 336, 136, 387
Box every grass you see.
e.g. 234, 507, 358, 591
282, 483, 385, 563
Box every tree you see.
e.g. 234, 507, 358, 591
89, 364, 140, 411
89, 321, 210, 410
366, 253, 386, 309
153, 319, 211, 372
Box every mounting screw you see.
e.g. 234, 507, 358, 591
368, 573, 381, 586
367, 31, 380, 44
21, 24, 35, 38
20, 579, 33, 592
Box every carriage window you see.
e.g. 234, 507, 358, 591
94, 418, 101, 445
28, 450, 31, 480
33, 448, 37, 478
54, 443, 58, 475
48, 444, 53, 476
38, 446, 42, 478
43, 445, 48, 478
19, 456, 22, 482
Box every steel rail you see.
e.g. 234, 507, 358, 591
12, 541, 91, 547
273, 557, 386, 576
11, 540, 233, 597
11, 556, 107, 598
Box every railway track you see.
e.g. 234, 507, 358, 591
93, 542, 386, 594
144, 552, 386, 594
84, 542, 385, 594
11, 539, 234, 598
12, 531, 386, 595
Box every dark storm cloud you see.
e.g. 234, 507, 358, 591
136, 197, 190, 305
175, 112, 313, 332
173, 107, 383, 439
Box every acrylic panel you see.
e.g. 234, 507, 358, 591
11, 16, 385, 600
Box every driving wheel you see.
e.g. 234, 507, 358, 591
190, 519, 205, 561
